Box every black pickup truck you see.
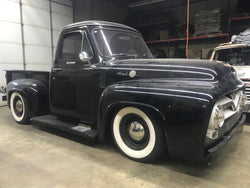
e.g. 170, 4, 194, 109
6, 21, 247, 163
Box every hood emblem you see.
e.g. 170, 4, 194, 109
116, 70, 137, 78
129, 70, 136, 78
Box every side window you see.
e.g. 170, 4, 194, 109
59, 32, 82, 66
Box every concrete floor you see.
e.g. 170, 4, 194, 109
0, 106, 250, 188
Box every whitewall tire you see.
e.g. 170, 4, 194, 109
112, 107, 165, 162
10, 92, 30, 124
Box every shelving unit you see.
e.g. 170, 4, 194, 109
135, 20, 169, 27
136, 19, 229, 45
146, 33, 228, 44
228, 16, 250, 37
133, 20, 169, 41
137, 15, 250, 58
228, 16, 250, 23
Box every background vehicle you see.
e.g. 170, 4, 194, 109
210, 43, 250, 112
6, 21, 247, 163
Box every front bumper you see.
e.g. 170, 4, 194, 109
243, 104, 250, 113
206, 114, 246, 155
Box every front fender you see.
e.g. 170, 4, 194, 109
97, 81, 215, 160
7, 79, 49, 117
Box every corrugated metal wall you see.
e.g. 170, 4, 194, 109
0, 0, 73, 106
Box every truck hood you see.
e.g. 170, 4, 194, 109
106, 58, 244, 102
109, 58, 236, 82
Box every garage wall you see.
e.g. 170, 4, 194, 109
0, 0, 73, 106
22, 0, 52, 71
23, 0, 73, 71
52, 0, 73, 60
0, 0, 22, 106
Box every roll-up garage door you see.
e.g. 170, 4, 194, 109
0, 0, 73, 106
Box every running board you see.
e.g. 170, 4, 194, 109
31, 115, 98, 140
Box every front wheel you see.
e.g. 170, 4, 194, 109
10, 92, 30, 124
112, 107, 165, 162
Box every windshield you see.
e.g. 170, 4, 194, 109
93, 29, 153, 60
215, 47, 250, 66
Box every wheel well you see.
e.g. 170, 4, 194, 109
103, 104, 167, 145
104, 106, 122, 143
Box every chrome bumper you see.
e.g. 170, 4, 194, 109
243, 104, 250, 113
207, 114, 245, 154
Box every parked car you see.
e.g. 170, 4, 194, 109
5, 21, 247, 163
210, 43, 250, 112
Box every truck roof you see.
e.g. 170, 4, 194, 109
62, 20, 138, 33
214, 43, 248, 51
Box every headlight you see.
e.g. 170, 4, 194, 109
211, 105, 225, 129
213, 105, 225, 128
206, 105, 225, 139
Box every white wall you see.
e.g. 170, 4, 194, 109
0, 0, 22, 106
51, 0, 73, 58
22, 0, 73, 71
0, 0, 73, 106
22, 0, 52, 71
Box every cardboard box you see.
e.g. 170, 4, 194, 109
147, 30, 160, 41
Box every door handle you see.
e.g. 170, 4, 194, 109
52, 68, 62, 72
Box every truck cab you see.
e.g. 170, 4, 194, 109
50, 21, 152, 125
6, 21, 247, 163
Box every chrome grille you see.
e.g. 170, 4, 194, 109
243, 81, 250, 104
217, 90, 243, 120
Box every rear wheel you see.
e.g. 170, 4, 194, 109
10, 92, 30, 124
112, 107, 165, 162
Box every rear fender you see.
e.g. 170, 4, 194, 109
7, 79, 49, 117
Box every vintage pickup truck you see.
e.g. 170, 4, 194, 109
6, 21, 247, 163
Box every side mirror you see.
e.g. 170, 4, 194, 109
79, 51, 96, 68
79, 51, 91, 62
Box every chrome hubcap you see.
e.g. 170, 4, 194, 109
15, 100, 23, 113
128, 121, 145, 141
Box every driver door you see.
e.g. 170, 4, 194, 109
50, 30, 99, 124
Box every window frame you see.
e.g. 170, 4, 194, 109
91, 27, 152, 59
56, 30, 94, 68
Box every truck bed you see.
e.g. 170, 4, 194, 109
6, 70, 50, 85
